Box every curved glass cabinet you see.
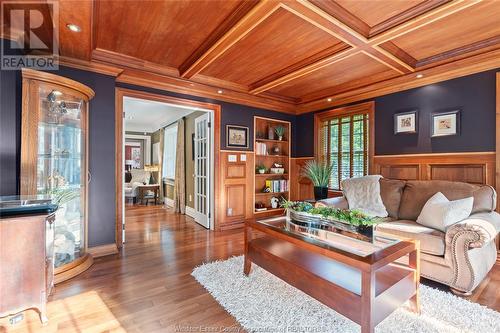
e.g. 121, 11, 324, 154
20, 69, 95, 283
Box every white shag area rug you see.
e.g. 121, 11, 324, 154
192, 256, 500, 333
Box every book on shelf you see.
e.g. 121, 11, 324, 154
264, 179, 288, 193
255, 142, 267, 155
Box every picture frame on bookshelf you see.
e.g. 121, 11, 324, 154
226, 125, 249, 148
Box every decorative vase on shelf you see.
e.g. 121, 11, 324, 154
314, 186, 328, 201
268, 126, 274, 140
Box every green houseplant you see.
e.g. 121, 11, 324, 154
256, 164, 267, 174
274, 125, 286, 141
302, 160, 334, 200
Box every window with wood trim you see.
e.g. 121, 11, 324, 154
318, 111, 370, 190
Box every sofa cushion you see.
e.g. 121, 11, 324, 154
416, 192, 473, 232
130, 169, 150, 184
398, 180, 496, 221
341, 175, 388, 217
379, 178, 406, 219
376, 220, 446, 256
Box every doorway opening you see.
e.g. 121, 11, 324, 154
116, 88, 221, 247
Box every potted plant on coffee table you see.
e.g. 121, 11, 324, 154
281, 200, 379, 242
302, 160, 333, 201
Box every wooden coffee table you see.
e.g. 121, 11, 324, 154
244, 217, 420, 333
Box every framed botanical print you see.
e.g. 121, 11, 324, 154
226, 125, 249, 148
431, 110, 460, 137
394, 110, 418, 134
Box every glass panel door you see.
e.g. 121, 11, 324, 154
37, 85, 86, 268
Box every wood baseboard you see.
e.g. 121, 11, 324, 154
88, 244, 119, 258
54, 253, 94, 284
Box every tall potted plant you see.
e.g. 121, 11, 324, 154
302, 160, 333, 201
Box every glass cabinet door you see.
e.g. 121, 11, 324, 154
36, 85, 86, 268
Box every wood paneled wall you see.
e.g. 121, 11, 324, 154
217, 151, 254, 230
290, 157, 314, 201
373, 152, 496, 187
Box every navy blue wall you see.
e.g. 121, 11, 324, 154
51, 67, 117, 247
0, 42, 22, 196
375, 69, 497, 155
294, 68, 499, 157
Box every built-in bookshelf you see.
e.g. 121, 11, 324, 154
254, 116, 291, 216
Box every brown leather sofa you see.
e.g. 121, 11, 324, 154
317, 179, 500, 295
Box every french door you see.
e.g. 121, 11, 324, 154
194, 113, 211, 228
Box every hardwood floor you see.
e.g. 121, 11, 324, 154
1, 204, 499, 332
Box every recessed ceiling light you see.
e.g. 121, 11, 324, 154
416, 73, 424, 79
217, 90, 223, 94
327, 98, 333, 102
66, 24, 81, 32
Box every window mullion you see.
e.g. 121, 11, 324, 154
337, 118, 342, 189
363, 113, 368, 175
349, 116, 354, 179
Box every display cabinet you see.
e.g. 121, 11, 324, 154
20, 69, 95, 284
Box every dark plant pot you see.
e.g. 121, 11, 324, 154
313, 186, 328, 201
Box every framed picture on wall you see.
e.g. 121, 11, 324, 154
431, 110, 460, 137
226, 125, 249, 148
394, 110, 418, 134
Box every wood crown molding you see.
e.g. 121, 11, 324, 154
59, 56, 123, 77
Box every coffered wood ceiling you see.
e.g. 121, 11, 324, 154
4, 0, 500, 114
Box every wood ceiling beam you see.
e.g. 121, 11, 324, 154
297, 48, 500, 114
415, 35, 500, 68
179, 0, 281, 79
368, 0, 451, 37
368, 0, 481, 46
248, 0, 416, 95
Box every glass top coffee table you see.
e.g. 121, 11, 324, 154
244, 216, 420, 333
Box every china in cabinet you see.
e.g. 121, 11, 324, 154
20, 69, 95, 283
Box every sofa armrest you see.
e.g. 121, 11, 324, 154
446, 212, 500, 249
315, 196, 349, 210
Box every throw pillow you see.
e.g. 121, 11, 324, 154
341, 175, 388, 217
416, 192, 473, 232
